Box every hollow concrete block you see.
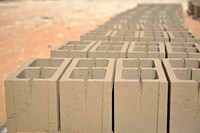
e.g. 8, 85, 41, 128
166, 42, 200, 58
88, 41, 130, 58
5, 58, 72, 133
110, 30, 139, 41
60, 58, 115, 133
51, 41, 96, 58
115, 58, 168, 133
163, 58, 200, 133
168, 31, 200, 43
80, 30, 113, 41
128, 42, 166, 59
139, 31, 169, 42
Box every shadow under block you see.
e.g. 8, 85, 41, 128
5, 58, 72, 133
127, 42, 166, 59
114, 58, 168, 133
88, 41, 130, 58
166, 42, 200, 58
163, 58, 200, 133
51, 41, 96, 58
59, 58, 115, 133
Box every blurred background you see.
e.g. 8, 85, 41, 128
0, 0, 199, 129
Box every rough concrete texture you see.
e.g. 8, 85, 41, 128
128, 42, 166, 58
51, 41, 97, 58
110, 30, 140, 41
140, 24, 165, 31
115, 58, 168, 133
59, 58, 115, 133
168, 31, 200, 42
5, 58, 72, 133
80, 30, 113, 41
89, 41, 130, 58
139, 31, 169, 42
166, 42, 200, 58
163, 58, 200, 133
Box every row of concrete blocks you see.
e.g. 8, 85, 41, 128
80, 30, 200, 43
188, 0, 200, 19
51, 41, 200, 59
95, 24, 187, 31
5, 58, 200, 133
106, 4, 183, 25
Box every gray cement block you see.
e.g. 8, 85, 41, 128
110, 30, 139, 41
139, 31, 169, 42
115, 58, 168, 133
5, 58, 72, 133
51, 41, 96, 58
163, 58, 200, 133
168, 31, 200, 43
166, 42, 200, 58
128, 42, 166, 59
60, 58, 115, 133
88, 41, 130, 58
80, 30, 113, 41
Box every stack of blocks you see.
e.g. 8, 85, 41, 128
5, 4, 200, 133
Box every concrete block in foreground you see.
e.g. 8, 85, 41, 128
163, 58, 200, 133
128, 42, 166, 59
166, 42, 200, 58
5, 58, 72, 133
115, 58, 168, 133
60, 58, 115, 133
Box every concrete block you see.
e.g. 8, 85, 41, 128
162, 24, 189, 32
51, 41, 96, 58
5, 58, 72, 133
139, 31, 169, 42
88, 41, 130, 58
60, 58, 115, 133
80, 30, 113, 41
168, 31, 200, 43
115, 58, 168, 133
128, 42, 166, 59
163, 58, 200, 133
166, 42, 200, 58
110, 31, 139, 41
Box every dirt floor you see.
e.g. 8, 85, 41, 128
0, 0, 200, 127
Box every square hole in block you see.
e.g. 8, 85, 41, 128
140, 60, 156, 68
174, 69, 191, 80
133, 46, 146, 51
141, 69, 159, 80
69, 69, 106, 79
76, 59, 108, 67
123, 60, 138, 68
168, 60, 183, 68
59, 45, 85, 50
96, 46, 122, 51
122, 69, 139, 79
185, 60, 200, 68
17, 68, 57, 79
29, 59, 64, 67
191, 69, 200, 81
148, 47, 160, 52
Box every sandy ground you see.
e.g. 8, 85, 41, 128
0, 0, 199, 127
